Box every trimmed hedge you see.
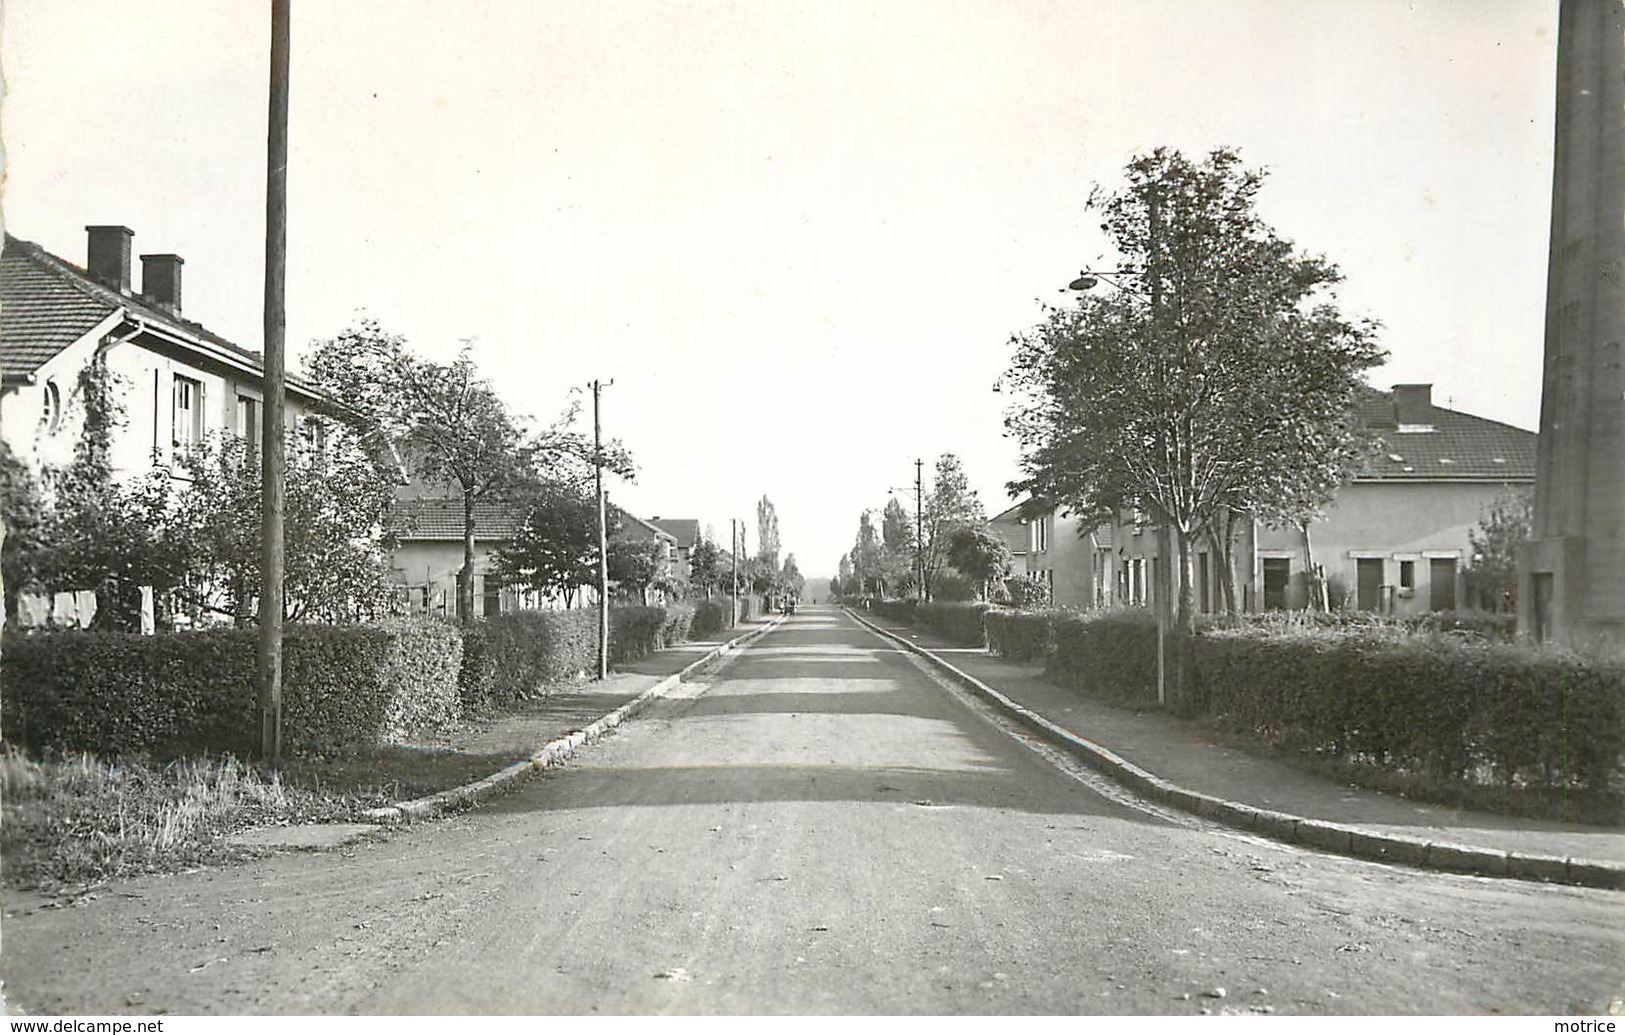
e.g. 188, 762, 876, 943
458, 609, 598, 710
609, 605, 696, 663
661, 603, 696, 647
985, 608, 1071, 661
1196, 628, 1625, 796
2, 617, 462, 757
691, 599, 730, 638
1047, 609, 1161, 703
916, 602, 993, 646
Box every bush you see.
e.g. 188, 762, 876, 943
930, 572, 978, 602
458, 609, 598, 710
871, 599, 918, 625
1046, 609, 1160, 703
609, 606, 667, 663
691, 599, 730, 637
916, 601, 992, 646
3, 617, 463, 757
1194, 627, 1625, 799
1003, 574, 1051, 610
661, 603, 696, 646
985, 608, 1070, 661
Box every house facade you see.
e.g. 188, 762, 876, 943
1011, 384, 1536, 616
1, 227, 326, 627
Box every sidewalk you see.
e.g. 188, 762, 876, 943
857, 610, 1624, 871
424, 617, 776, 763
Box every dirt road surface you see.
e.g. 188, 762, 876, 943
4, 607, 1620, 1014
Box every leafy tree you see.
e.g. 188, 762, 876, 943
1003, 147, 1382, 646
688, 533, 723, 598
880, 496, 916, 597
306, 321, 628, 621
836, 552, 854, 596
169, 429, 397, 624
921, 454, 985, 600
1, 440, 46, 628
850, 510, 884, 596
493, 477, 605, 607
756, 496, 781, 573
34, 356, 185, 629
781, 553, 806, 601
827, 576, 841, 600
1467, 488, 1533, 613
607, 537, 663, 604
946, 525, 1013, 600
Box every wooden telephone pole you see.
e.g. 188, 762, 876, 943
592, 379, 612, 681
258, 0, 290, 765
915, 457, 924, 601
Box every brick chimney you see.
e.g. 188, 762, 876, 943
140, 253, 184, 314
1392, 383, 1435, 428
85, 225, 134, 293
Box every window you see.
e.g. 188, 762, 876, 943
236, 395, 262, 448
172, 375, 203, 450
41, 380, 62, 433
1399, 560, 1415, 590
1031, 517, 1048, 553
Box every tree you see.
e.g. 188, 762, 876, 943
836, 552, 854, 596
1003, 147, 1382, 646
781, 553, 806, 601
493, 477, 604, 607
607, 537, 662, 604
34, 354, 185, 629
920, 454, 985, 600
756, 496, 781, 572
851, 510, 883, 596
879, 496, 916, 597
306, 321, 623, 621
688, 533, 723, 598
169, 429, 397, 624
1, 440, 46, 628
946, 526, 1013, 600
1467, 488, 1533, 613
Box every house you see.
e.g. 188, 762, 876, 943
1010, 384, 1536, 615
387, 496, 680, 615
650, 517, 701, 571
1, 226, 327, 627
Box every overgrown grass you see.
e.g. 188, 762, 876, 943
0, 749, 380, 892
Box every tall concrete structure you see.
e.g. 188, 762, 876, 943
1519, 0, 1625, 647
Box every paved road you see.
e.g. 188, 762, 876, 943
4, 607, 1620, 1015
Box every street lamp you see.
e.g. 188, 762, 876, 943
1064, 265, 1170, 707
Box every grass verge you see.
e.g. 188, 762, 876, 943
0, 750, 385, 894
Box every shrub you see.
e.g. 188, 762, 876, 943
2, 617, 463, 757
985, 608, 1070, 661
609, 605, 667, 663
1003, 574, 1051, 610
930, 572, 978, 602
916, 601, 992, 646
871, 599, 918, 625
458, 609, 598, 710
1046, 609, 1160, 703
691, 599, 730, 637
661, 603, 696, 646
1194, 627, 1625, 800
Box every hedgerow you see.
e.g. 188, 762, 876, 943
691, 599, 730, 637
1046, 609, 1161, 703
457, 609, 598, 710
916, 601, 993, 646
2, 617, 462, 757
985, 609, 1071, 661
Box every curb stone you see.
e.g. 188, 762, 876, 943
362, 615, 787, 825
844, 607, 1625, 892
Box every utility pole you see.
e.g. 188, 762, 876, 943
915, 457, 925, 602
1148, 190, 1171, 708
258, 0, 290, 766
730, 518, 739, 626
592, 379, 612, 681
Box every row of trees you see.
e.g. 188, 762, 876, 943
831, 453, 1014, 603
999, 146, 1385, 698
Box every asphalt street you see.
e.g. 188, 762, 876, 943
3, 607, 1620, 1015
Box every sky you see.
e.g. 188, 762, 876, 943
0, 1, 1559, 584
